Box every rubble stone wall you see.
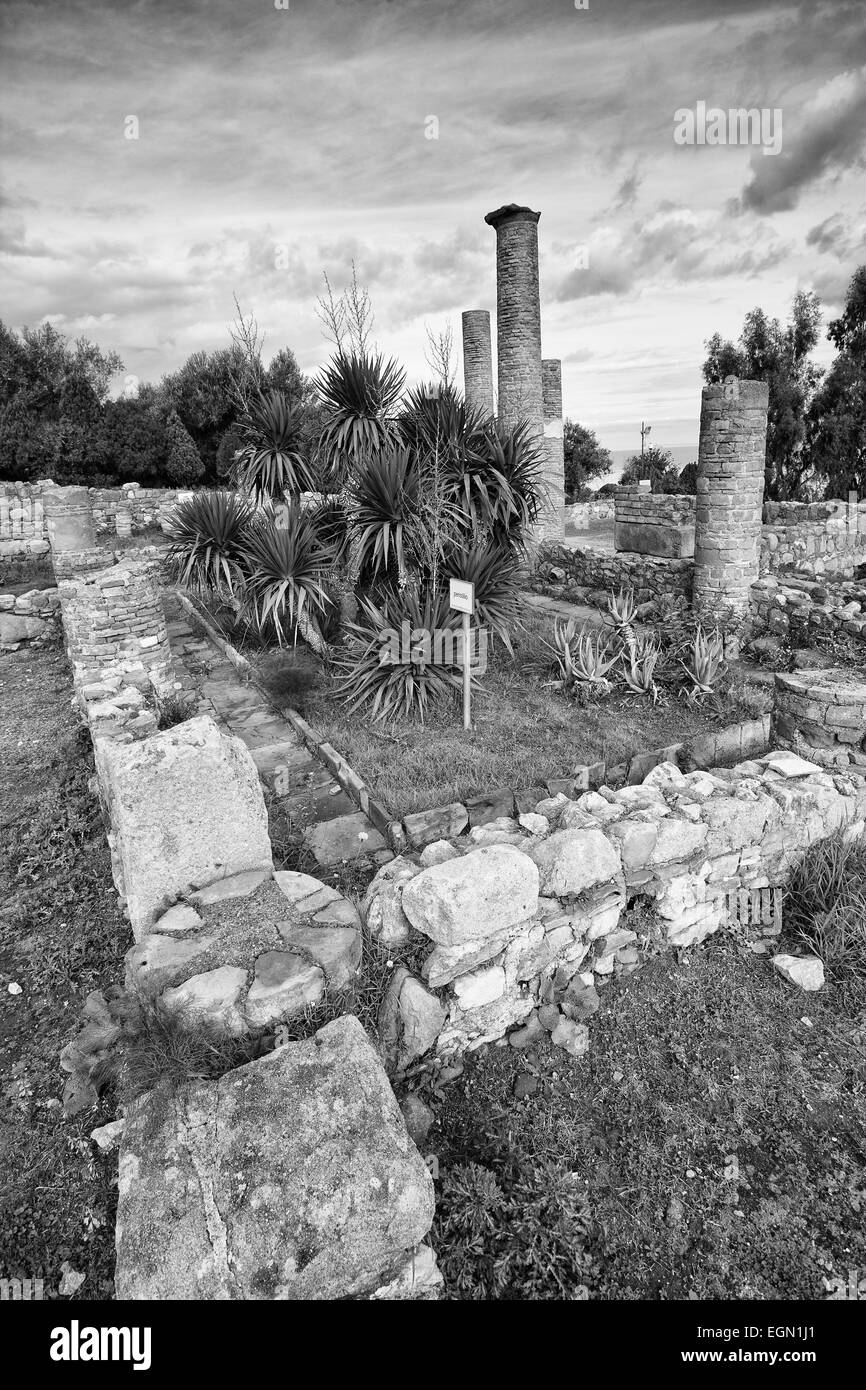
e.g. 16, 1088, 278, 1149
773, 667, 866, 772
748, 574, 866, 648
370, 752, 866, 1066
760, 499, 866, 580
537, 541, 693, 605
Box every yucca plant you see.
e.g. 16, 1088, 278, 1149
315, 351, 405, 484
333, 585, 464, 723
232, 389, 314, 502
445, 541, 523, 654
163, 490, 255, 595
347, 445, 420, 585
621, 633, 660, 702
680, 624, 724, 702
486, 420, 545, 550
239, 507, 334, 654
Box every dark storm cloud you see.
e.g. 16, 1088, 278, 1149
734, 68, 866, 214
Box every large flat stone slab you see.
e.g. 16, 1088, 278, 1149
114, 1016, 435, 1299
96, 715, 273, 940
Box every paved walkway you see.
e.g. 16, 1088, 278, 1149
161, 593, 386, 867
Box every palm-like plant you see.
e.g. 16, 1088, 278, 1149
239, 507, 334, 654
163, 490, 255, 595
334, 585, 464, 723
444, 541, 523, 654
315, 352, 405, 484
232, 390, 314, 502
348, 446, 420, 585
485, 420, 545, 549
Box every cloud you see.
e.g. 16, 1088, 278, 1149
734, 67, 866, 214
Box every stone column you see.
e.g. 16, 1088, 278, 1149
541, 358, 565, 541
461, 310, 495, 418
42, 485, 95, 552
484, 203, 544, 438
693, 377, 769, 628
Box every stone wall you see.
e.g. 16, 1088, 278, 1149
0, 586, 61, 650
748, 573, 866, 648
568, 499, 614, 528
50, 567, 440, 1299
614, 486, 696, 558
58, 559, 174, 711
370, 751, 866, 1066
537, 541, 693, 605
773, 668, 866, 772
760, 499, 866, 580
0, 482, 48, 566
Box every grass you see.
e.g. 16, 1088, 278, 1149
426, 934, 866, 1300
783, 833, 866, 1008
252, 606, 771, 818
0, 642, 130, 1299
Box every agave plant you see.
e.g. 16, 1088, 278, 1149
231, 390, 314, 502
163, 490, 255, 595
606, 586, 638, 649
347, 445, 420, 585
444, 541, 522, 654
315, 351, 405, 484
239, 507, 334, 654
543, 619, 616, 696
333, 585, 464, 723
621, 633, 660, 702
680, 624, 724, 702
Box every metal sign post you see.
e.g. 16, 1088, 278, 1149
449, 578, 475, 731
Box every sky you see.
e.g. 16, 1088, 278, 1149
1, 0, 865, 454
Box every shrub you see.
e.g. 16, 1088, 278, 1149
239, 508, 334, 651
679, 625, 725, 702
348, 445, 420, 585
433, 1158, 594, 1300
163, 490, 255, 595
334, 585, 464, 723
443, 541, 523, 654
232, 389, 314, 501
315, 351, 405, 485
784, 833, 866, 996
165, 410, 205, 485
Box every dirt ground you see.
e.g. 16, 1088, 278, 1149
0, 641, 127, 1299
429, 936, 866, 1300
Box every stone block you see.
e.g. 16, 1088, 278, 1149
114, 1016, 435, 1300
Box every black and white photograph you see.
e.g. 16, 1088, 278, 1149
1, 0, 864, 1342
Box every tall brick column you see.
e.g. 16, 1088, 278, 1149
484, 204, 544, 439
541, 358, 565, 541
693, 376, 769, 630
461, 310, 495, 418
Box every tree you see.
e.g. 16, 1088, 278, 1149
702, 291, 823, 500
95, 398, 169, 483
159, 347, 245, 476
620, 445, 676, 489
562, 420, 612, 498
165, 410, 205, 485
807, 266, 866, 499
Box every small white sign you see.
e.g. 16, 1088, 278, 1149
449, 578, 475, 614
